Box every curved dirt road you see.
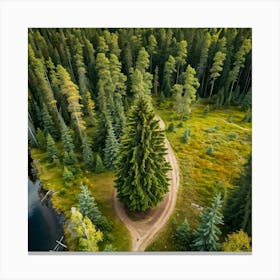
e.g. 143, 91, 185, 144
113, 116, 180, 252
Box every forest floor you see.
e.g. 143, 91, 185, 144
113, 116, 180, 251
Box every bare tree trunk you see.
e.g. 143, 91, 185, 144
209, 80, 215, 98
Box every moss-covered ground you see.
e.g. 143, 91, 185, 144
146, 99, 252, 251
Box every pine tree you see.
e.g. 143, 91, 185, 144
114, 94, 171, 212
209, 51, 226, 98
174, 218, 191, 250
224, 156, 252, 236
63, 166, 74, 181
191, 193, 224, 251
175, 40, 187, 83
196, 31, 211, 80
147, 34, 157, 72
36, 128, 46, 151
41, 103, 58, 139
104, 127, 119, 170
95, 153, 105, 173
153, 66, 159, 96
222, 230, 252, 252
78, 184, 102, 224
174, 65, 199, 119
82, 135, 94, 170
66, 207, 103, 252
46, 133, 59, 162
227, 38, 251, 103
162, 55, 176, 96
56, 64, 86, 140
60, 121, 78, 166
135, 47, 150, 74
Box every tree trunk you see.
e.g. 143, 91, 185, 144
209, 80, 215, 98
176, 64, 180, 84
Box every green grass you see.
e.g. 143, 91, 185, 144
146, 99, 252, 251
31, 148, 131, 251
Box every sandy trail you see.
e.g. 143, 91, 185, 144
113, 115, 180, 252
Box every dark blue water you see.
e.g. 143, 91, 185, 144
28, 178, 64, 251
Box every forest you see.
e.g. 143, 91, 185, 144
28, 28, 252, 252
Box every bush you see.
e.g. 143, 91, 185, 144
228, 132, 238, 140
167, 123, 175, 133
203, 105, 210, 116
227, 115, 233, 123
182, 128, 191, 143
206, 145, 214, 155
174, 219, 191, 251
242, 110, 251, 123
63, 166, 74, 181
177, 122, 183, 128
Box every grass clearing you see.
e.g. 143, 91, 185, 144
146, 99, 252, 251
31, 148, 131, 251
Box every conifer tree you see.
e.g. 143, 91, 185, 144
153, 66, 159, 96
135, 47, 150, 74
191, 193, 223, 251
209, 51, 226, 98
175, 40, 188, 83
63, 166, 74, 182
82, 135, 94, 170
85, 91, 95, 126
41, 103, 58, 139
78, 184, 102, 225
60, 121, 80, 174
227, 38, 251, 103
162, 55, 176, 96
36, 128, 46, 151
147, 34, 157, 72
175, 218, 191, 250
115, 94, 170, 212
46, 133, 59, 162
224, 156, 252, 236
104, 126, 119, 170
95, 153, 105, 173
196, 31, 211, 80
66, 207, 103, 252
174, 65, 199, 119
56, 65, 86, 140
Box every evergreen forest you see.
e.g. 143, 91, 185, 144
28, 28, 252, 252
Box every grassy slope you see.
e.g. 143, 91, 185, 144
31, 148, 131, 251
146, 100, 252, 251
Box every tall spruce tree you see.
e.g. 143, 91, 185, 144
209, 51, 226, 98
114, 93, 170, 212
56, 64, 86, 140
78, 184, 102, 225
224, 156, 252, 236
82, 135, 94, 170
104, 126, 119, 170
46, 133, 59, 162
191, 193, 224, 251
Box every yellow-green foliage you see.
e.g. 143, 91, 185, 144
30, 148, 131, 251
147, 99, 251, 251
65, 207, 103, 252
222, 230, 252, 252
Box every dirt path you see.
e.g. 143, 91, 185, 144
113, 116, 180, 252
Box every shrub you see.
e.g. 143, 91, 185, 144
203, 105, 210, 116
174, 219, 191, 251
167, 123, 175, 132
206, 145, 214, 155
228, 132, 238, 140
177, 122, 183, 128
